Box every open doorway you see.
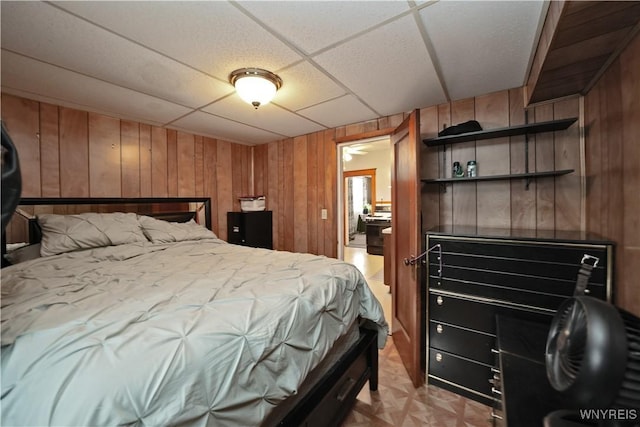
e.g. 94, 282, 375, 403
337, 137, 392, 326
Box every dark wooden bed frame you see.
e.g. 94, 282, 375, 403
6, 197, 379, 427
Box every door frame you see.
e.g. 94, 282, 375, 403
335, 134, 392, 260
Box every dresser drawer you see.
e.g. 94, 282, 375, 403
429, 321, 495, 365
428, 238, 609, 272
428, 275, 605, 311
429, 292, 552, 335
428, 349, 493, 397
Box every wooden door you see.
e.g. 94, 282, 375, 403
391, 110, 423, 386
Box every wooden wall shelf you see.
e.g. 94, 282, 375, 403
421, 169, 574, 185
422, 118, 577, 147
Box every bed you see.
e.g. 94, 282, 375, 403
1, 197, 388, 427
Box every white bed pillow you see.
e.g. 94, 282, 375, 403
138, 215, 218, 243
38, 212, 148, 256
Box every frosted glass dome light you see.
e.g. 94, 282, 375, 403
229, 68, 283, 109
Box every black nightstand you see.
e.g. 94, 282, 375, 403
227, 211, 273, 249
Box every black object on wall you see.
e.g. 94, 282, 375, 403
227, 211, 273, 249
1, 122, 22, 268
1, 122, 21, 233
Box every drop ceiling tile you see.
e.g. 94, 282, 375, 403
1, 51, 191, 125
237, 1, 410, 54
420, 1, 545, 100
54, 1, 304, 80
297, 95, 378, 129
170, 111, 283, 145
275, 61, 346, 112
314, 14, 446, 117
202, 97, 326, 138
1, 2, 232, 109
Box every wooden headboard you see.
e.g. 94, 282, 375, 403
7, 197, 212, 245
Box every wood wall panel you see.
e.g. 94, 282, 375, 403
509, 88, 537, 230
323, 129, 337, 258
266, 142, 279, 249
534, 104, 556, 230
121, 121, 140, 198
293, 136, 308, 253
151, 126, 168, 198
89, 113, 121, 197
1, 94, 252, 240
282, 139, 294, 251
553, 97, 582, 230
230, 144, 251, 207
450, 98, 476, 227
59, 107, 89, 197
167, 130, 178, 197
177, 131, 195, 197
437, 103, 453, 226
315, 132, 327, 256
39, 102, 60, 198
253, 144, 268, 197
1, 95, 41, 197
203, 137, 218, 234
194, 136, 204, 197
306, 133, 318, 255
216, 140, 233, 240
475, 91, 511, 228
139, 124, 152, 197
620, 33, 640, 251
585, 31, 639, 315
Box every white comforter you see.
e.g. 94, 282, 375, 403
1, 239, 388, 426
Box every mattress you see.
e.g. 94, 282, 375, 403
1, 238, 388, 426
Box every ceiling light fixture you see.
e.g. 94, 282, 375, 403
229, 68, 282, 109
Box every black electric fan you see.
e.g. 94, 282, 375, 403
544, 276, 640, 425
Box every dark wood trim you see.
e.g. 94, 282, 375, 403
334, 128, 394, 144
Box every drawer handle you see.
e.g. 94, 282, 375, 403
492, 387, 502, 396
491, 409, 503, 420
436, 324, 443, 334
336, 378, 357, 402
491, 348, 499, 354
436, 296, 444, 306
435, 353, 443, 362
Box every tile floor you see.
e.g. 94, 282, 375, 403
342, 247, 493, 427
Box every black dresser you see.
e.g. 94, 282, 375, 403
227, 211, 273, 249
425, 227, 614, 423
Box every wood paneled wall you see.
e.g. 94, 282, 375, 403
584, 32, 640, 315
1, 93, 252, 240
253, 131, 337, 257
253, 115, 405, 257
253, 90, 584, 260
420, 87, 583, 234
